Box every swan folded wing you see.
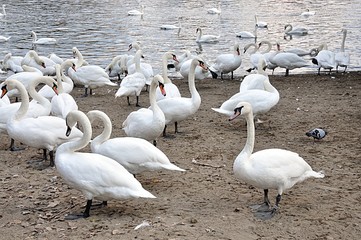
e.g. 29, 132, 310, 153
58, 152, 156, 199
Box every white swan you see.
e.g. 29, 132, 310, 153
269, 44, 311, 76
68, 60, 117, 97
244, 41, 271, 72
172, 50, 194, 71
115, 49, 146, 106
71, 47, 89, 68
128, 5, 144, 16
207, 2, 221, 14
160, 17, 182, 35
0, 93, 10, 107
301, 9, 315, 17
230, 102, 324, 219
55, 110, 156, 219
157, 58, 206, 136
48, 53, 64, 65
195, 27, 220, 43
1, 53, 23, 73
122, 75, 166, 146
2, 78, 82, 165
0, 35, 10, 42
21, 50, 56, 76
236, 30, 256, 39
105, 54, 129, 80
311, 43, 335, 75
284, 24, 308, 36
209, 43, 242, 79
335, 28, 350, 73
240, 59, 269, 92
50, 64, 78, 119
156, 52, 181, 101
4, 65, 43, 99
31, 31, 57, 45
0, 4, 6, 17
255, 14, 267, 28
212, 75, 279, 122
180, 57, 210, 80
88, 110, 185, 174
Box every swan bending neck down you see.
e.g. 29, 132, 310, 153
55, 110, 156, 219
88, 110, 185, 174
229, 102, 324, 219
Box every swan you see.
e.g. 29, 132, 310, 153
115, 49, 146, 106
255, 14, 267, 28
89, 110, 185, 174
0, 92, 10, 107
335, 29, 350, 73
21, 50, 56, 76
0, 4, 6, 17
128, 5, 144, 16
1, 53, 24, 73
180, 57, 210, 80
236, 29, 256, 39
48, 53, 64, 65
50, 64, 78, 119
156, 51, 180, 101
212, 75, 279, 122
284, 24, 308, 36
55, 110, 156, 219
68, 60, 117, 97
38, 60, 75, 101
207, 2, 221, 14
269, 44, 311, 76
157, 58, 206, 136
71, 47, 89, 68
0, 36, 10, 42
311, 43, 335, 75
31, 31, 57, 45
105, 54, 129, 80
230, 102, 324, 219
122, 74, 166, 146
284, 47, 319, 57
160, 17, 182, 35
240, 59, 269, 92
262, 42, 281, 74
2, 78, 83, 165
209, 43, 242, 80
244, 41, 271, 72
4, 65, 43, 99
195, 27, 220, 43
171, 50, 194, 71
301, 9, 315, 17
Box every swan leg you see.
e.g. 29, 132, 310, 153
127, 96, 131, 105
317, 67, 321, 75
153, 139, 157, 146
82, 87, 89, 97
285, 69, 289, 76
49, 150, 54, 167
9, 139, 25, 151
136, 96, 140, 107
174, 121, 179, 133
162, 125, 167, 137
65, 199, 92, 220
253, 191, 280, 220
43, 149, 48, 160
343, 66, 347, 73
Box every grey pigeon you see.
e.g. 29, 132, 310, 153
306, 128, 328, 141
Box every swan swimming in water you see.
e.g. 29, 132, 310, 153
195, 27, 220, 43
128, 5, 144, 16
31, 31, 57, 45
284, 24, 308, 36
230, 102, 325, 219
207, 2, 221, 15
55, 110, 156, 219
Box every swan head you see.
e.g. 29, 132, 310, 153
1, 81, 9, 98
229, 102, 253, 121
65, 110, 83, 137
196, 28, 202, 33
128, 41, 141, 51
153, 74, 166, 96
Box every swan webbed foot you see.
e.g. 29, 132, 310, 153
9, 139, 25, 151
81, 88, 89, 97
65, 200, 92, 220
253, 207, 278, 220
88, 201, 107, 209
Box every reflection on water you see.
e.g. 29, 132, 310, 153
0, 0, 360, 78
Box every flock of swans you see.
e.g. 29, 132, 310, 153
0, 4, 341, 220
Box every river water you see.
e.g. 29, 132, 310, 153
0, 0, 360, 78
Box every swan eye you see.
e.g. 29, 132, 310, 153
159, 82, 164, 88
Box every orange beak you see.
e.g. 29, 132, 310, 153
159, 83, 166, 96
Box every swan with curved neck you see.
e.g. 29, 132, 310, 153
55, 110, 156, 219
229, 102, 324, 219
209, 43, 242, 79
1, 78, 82, 165
157, 57, 206, 136
88, 110, 185, 174
72, 47, 89, 68
244, 41, 271, 73
122, 74, 166, 146
284, 24, 308, 36
335, 28, 350, 73
115, 49, 146, 106
311, 43, 335, 75
50, 63, 78, 119
21, 50, 56, 76
31, 31, 57, 45
156, 52, 180, 101
196, 27, 220, 43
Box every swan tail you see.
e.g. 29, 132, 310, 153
163, 163, 186, 172
106, 81, 118, 87
211, 107, 232, 116
133, 189, 157, 199
209, 69, 218, 79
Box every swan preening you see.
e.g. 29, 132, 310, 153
230, 102, 325, 219
55, 110, 155, 219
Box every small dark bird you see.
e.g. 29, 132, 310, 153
306, 128, 328, 141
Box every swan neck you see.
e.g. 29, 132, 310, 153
89, 112, 112, 146
189, 60, 200, 101
28, 77, 51, 106
55, 67, 64, 93
135, 50, 142, 72
341, 31, 346, 52
260, 41, 272, 54
13, 81, 30, 120
162, 54, 171, 83
243, 111, 255, 157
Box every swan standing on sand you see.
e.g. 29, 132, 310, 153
122, 75, 166, 146
212, 67, 279, 123
157, 58, 206, 136
244, 41, 271, 72
230, 102, 324, 219
88, 110, 185, 174
312, 43, 335, 75
180, 56, 210, 80
156, 52, 180, 101
71, 47, 89, 68
209, 43, 242, 79
115, 49, 146, 106
55, 110, 156, 219
196, 27, 220, 43
335, 29, 350, 73
1, 78, 82, 166
31, 31, 57, 45
240, 59, 269, 92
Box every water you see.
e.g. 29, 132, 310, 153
0, 0, 360, 79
